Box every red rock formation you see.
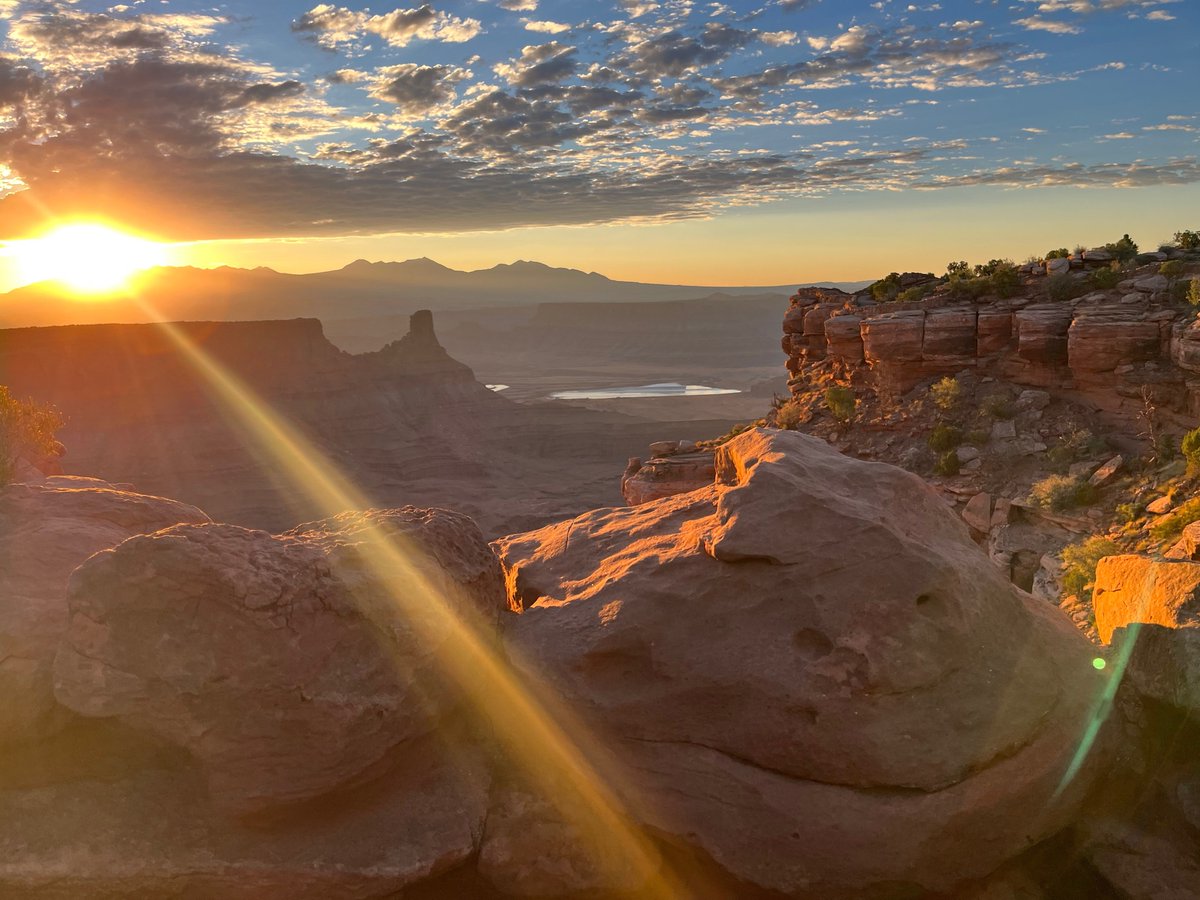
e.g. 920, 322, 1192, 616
0, 479, 209, 747
496, 428, 1105, 897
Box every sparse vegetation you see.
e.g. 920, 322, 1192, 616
1104, 234, 1139, 264
930, 376, 962, 413
1029, 474, 1099, 512
928, 423, 963, 452
965, 428, 991, 447
0, 387, 63, 487
1045, 248, 1071, 260
1087, 262, 1122, 290
1181, 426, 1200, 475
1189, 278, 1200, 307
1060, 537, 1120, 599
933, 450, 960, 476
981, 395, 1016, 420
1150, 498, 1200, 543
1045, 271, 1084, 303
869, 272, 903, 303
1175, 230, 1200, 251
1160, 259, 1185, 279
776, 400, 804, 430
824, 386, 856, 422
897, 284, 933, 304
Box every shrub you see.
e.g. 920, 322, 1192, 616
1176, 230, 1200, 251
897, 284, 932, 304
981, 394, 1016, 420
930, 376, 962, 413
824, 386, 856, 422
1150, 497, 1200, 543
1045, 271, 1083, 302
1189, 278, 1200, 307
989, 262, 1021, 298
928, 423, 963, 452
1104, 234, 1139, 263
1060, 537, 1120, 598
776, 400, 805, 430
933, 450, 960, 476
1029, 474, 1099, 511
0, 386, 63, 487
965, 428, 991, 447
1160, 259, 1185, 279
1115, 502, 1143, 525
1045, 248, 1071, 260
1182, 426, 1200, 474
1087, 263, 1122, 290
946, 260, 971, 278
870, 272, 903, 302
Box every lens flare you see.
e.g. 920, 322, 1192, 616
136, 309, 681, 895
8, 223, 169, 294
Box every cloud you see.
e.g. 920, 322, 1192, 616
494, 42, 579, 87
1014, 16, 1082, 34
761, 31, 799, 47
292, 4, 482, 50
497, 0, 538, 10
917, 158, 1200, 189
524, 20, 572, 34
367, 64, 472, 115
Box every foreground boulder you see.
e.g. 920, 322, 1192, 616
495, 427, 1106, 897
0, 507, 508, 898
1092, 555, 1200, 643
0, 478, 209, 746
54, 507, 507, 816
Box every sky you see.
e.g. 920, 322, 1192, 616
0, 0, 1197, 289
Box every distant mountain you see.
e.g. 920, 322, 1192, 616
0, 258, 869, 329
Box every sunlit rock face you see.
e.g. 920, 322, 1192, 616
0, 478, 209, 746
495, 428, 1106, 897
54, 507, 507, 817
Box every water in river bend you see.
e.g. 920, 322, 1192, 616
549, 382, 741, 400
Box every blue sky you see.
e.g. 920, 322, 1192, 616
0, 0, 1197, 284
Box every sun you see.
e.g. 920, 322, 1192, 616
9, 223, 170, 295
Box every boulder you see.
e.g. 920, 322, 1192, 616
1046, 257, 1071, 276
1146, 496, 1174, 516
1088, 454, 1124, 486
495, 428, 1104, 897
1016, 389, 1051, 411
0, 481, 209, 746
648, 440, 679, 457
621, 451, 716, 506
1166, 521, 1200, 559
1133, 274, 1169, 294
54, 507, 509, 816
824, 314, 864, 363
992, 420, 1018, 441
1092, 555, 1200, 643
963, 492, 992, 532
1111, 623, 1200, 715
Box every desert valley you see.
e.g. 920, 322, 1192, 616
2, 0, 1199, 896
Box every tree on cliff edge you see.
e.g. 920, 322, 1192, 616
0, 387, 64, 486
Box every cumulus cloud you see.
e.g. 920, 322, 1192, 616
292, 4, 482, 50
494, 42, 578, 86
1014, 16, 1082, 34
367, 64, 472, 115
524, 20, 572, 34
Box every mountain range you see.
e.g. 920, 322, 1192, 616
0, 258, 868, 329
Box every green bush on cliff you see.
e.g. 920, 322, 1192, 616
824, 386, 856, 422
933, 450, 960, 476
0, 387, 64, 487
928, 424, 963, 452
869, 273, 903, 302
1045, 248, 1071, 260
1181, 426, 1200, 475
1150, 498, 1200, 543
776, 400, 805, 430
1175, 230, 1200, 251
1104, 234, 1139, 264
1045, 272, 1084, 303
1029, 474, 1099, 512
1189, 278, 1200, 307
1060, 537, 1120, 599
1087, 263, 1123, 290
1160, 260, 1185, 279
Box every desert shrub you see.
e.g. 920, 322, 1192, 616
1104, 234, 1139, 264
1181, 426, 1200, 474
1189, 278, 1200, 307
776, 400, 805, 430
870, 272, 903, 302
824, 386, 856, 422
1060, 537, 1120, 598
0, 387, 63, 486
1029, 474, 1099, 512
1150, 497, 1200, 543
933, 450, 960, 476
989, 262, 1021, 298
1045, 248, 1071, 260
1115, 502, 1143, 525
981, 394, 1016, 420
1045, 271, 1084, 302
946, 260, 971, 278
928, 423, 963, 452
1048, 427, 1107, 469
897, 284, 932, 303
1160, 260, 1185, 279
1087, 263, 1122, 290
965, 428, 991, 447
930, 376, 962, 413
1176, 230, 1200, 251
